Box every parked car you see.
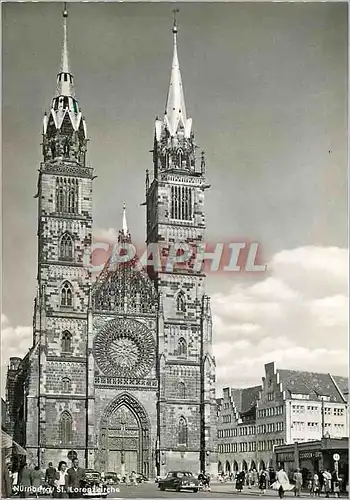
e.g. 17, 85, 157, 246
82, 469, 108, 498
158, 471, 199, 492
136, 473, 148, 483
104, 472, 119, 484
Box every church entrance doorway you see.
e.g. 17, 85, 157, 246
99, 393, 151, 478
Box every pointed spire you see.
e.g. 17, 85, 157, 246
61, 4, 70, 73
164, 10, 189, 137
56, 3, 75, 97
122, 203, 128, 236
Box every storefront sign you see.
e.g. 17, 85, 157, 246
299, 451, 322, 460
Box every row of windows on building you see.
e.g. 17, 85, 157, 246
218, 442, 256, 454
218, 439, 285, 455
218, 426, 255, 438
257, 406, 284, 418
292, 405, 345, 416
257, 422, 284, 434
292, 421, 345, 432
257, 439, 284, 451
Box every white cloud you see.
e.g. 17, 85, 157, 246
1, 315, 32, 397
212, 246, 348, 390
93, 226, 118, 244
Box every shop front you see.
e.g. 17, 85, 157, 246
275, 438, 348, 489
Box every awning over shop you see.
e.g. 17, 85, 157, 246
1, 430, 27, 455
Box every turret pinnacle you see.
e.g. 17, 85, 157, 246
159, 11, 192, 139
118, 203, 131, 243
153, 13, 196, 174
164, 13, 188, 136
42, 3, 87, 165
56, 3, 75, 98
122, 203, 128, 236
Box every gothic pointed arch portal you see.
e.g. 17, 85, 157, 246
98, 393, 151, 477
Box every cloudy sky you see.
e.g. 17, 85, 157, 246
2, 2, 348, 396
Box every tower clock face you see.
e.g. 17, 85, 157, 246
93, 318, 156, 378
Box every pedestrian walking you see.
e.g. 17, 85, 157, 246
259, 469, 268, 495
312, 473, 320, 496
293, 469, 303, 497
54, 461, 69, 498
322, 470, 332, 498
236, 471, 245, 492
332, 470, 340, 498
272, 467, 294, 499
45, 462, 57, 488
18, 463, 32, 498
67, 458, 85, 498
31, 466, 42, 498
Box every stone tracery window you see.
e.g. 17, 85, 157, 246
178, 416, 188, 446
170, 186, 193, 221
62, 377, 71, 393
178, 337, 187, 357
61, 331, 72, 354
56, 177, 79, 214
59, 232, 73, 261
61, 281, 73, 308
176, 291, 186, 312
178, 382, 186, 399
59, 411, 73, 444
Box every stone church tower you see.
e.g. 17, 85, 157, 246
7, 8, 217, 478
146, 19, 217, 476
24, 6, 93, 467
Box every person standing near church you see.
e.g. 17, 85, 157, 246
45, 462, 56, 488
67, 458, 85, 498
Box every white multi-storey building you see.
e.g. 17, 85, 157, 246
217, 362, 348, 472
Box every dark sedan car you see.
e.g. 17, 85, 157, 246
158, 471, 199, 492
82, 469, 108, 498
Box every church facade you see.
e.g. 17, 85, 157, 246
6, 7, 217, 478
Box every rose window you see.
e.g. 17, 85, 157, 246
109, 339, 139, 368
93, 317, 155, 378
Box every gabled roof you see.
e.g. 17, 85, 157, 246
277, 369, 345, 403
332, 376, 348, 398
230, 385, 261, 415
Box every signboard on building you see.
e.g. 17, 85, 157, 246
299, 451, 322, 460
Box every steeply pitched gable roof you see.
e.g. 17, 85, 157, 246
277, 369, 346, 403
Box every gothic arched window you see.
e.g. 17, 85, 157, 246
178, 382, 186, 399
56, 180, 64, 213
61, 281, 73, 308
177, 292, 186, 312
170, 186, 193, 221
67, 187, 75, 213
178, 338, 187, 357
59, 233, 73, 261
61, 331, 72, 354
178, 149, 183, 167
59, 411, 73, 444
62, 377, 71, 393
178, 416, 188, 446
